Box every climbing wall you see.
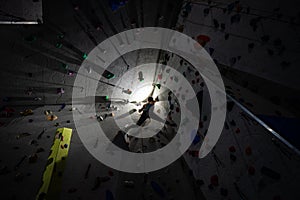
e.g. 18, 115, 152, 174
160, 47, 300, 200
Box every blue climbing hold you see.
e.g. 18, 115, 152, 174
151, 181, 165, 198
106, 190, 114, 200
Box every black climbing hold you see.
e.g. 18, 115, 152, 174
248, 43, 254, 49
224, 122, 229, 130
261, 35, 270, 42
196, 179, 204, 186
225, 33, 229, 40
230, 154, 237, 161
221, 23, 225, 31
220, 188, 228, 196
204, 8, 210, 17
261, 166, 281, 180
230, 120, 236, 126
213, 19, 219, 28
227, 101, 235, 112
209, 48, 214, 55
267, 49, 274, 56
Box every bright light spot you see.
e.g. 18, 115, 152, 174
129, 83, 153, 102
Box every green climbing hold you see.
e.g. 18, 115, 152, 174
24, 35, 37, 42
102, 70, 115, 79
61, 63, 68, 69
82, 53, 88, 59
57, 34, 64, 39
56, 43, 63, 48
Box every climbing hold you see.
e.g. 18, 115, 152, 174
28, 153, 38, 163
105, 190, 115, 200
203, 8, 210, 17
231, 14, 241, 24
199, 121, 203, 128
229, 146, 236, 152
151, 181, 165, 198
67, 70, 75, 76
209, 47, 215, 55
248, 166, 255, 175
230, 154, 237, 161
82, 53, 88, 59
57, 88, 65, 94
267, 49, 274, 56
248, 43, 255, 52
47, 115, 58, 121
220, 188, 228, 196
108, 170, 114, 176
16, 132, 31, 139
55, 43, 63, 48
20, 109, 33, 116
261, 35, 270, 42
245, 146, 252, 155
213, 19, 219, 28
124, 180, 135, 188
68, 188, 77, 193
229, 57, 237, 66
30, 140, 38, 146
196, 35, 210, 47
261, 166, 281, 180
59, 103, 66, 111
36, 147, 45, 153
61, 63, 68, 70
221, 23, 225, 31
210, 175, 219, 186
196, 179, 204, 186
193, 134, 201, 145
14, 172, 24, 182
44, 110, 52, 115
230, 120, 236, 126
24, 35, 36, 42
227, 101, 235, 112
225, 33, 229, 40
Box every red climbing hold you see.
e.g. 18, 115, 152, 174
245, 146, 252, 155
210, 175, 219, 186
196, 35, 211, 47
248, 166, 255, 175
273, 195, 281, 200
199, 121, 203, 128
188, 150, 199, 157
108, 170, 114, 176
229, 146, 236, 153
235, 128, 240, 133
